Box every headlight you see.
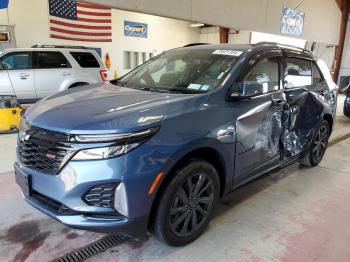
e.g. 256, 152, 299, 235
72, 143, 139, 160
72, 126, 159, 161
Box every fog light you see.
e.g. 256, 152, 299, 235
114, 183, 128, 217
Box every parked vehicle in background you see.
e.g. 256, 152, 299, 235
339, 76, 350, 117
15, 43, 337, 246
0, 45, 107, 103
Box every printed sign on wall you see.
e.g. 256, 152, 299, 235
124, 21, 148, 38
281, 7, 305, 37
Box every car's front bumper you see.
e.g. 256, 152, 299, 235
14, 154, 155, 239
24, 192, 148, 239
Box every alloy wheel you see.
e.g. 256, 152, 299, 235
312, 125, 328, 162
169, 173, 214, 237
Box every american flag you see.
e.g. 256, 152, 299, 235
48, 0, 112, 42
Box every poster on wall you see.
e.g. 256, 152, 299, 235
280, 7, 305, 37
124, 21, 148, 38
0, 0, 9, 9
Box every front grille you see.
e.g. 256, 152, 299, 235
18, 127, 72, 175
83, 184, 118, 208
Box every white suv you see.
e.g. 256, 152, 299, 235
0, 45, 107, 102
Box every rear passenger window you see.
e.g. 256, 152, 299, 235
1, 52, 32, 70
70, 52, 100, 68
36, 52, 70, 69
311, 62, 323, 84
241, 57, 280, 95
285, 58, 312, 88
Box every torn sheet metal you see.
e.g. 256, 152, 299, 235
282, 90, 325, 159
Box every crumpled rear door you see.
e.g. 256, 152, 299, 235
282, 57, 325, 159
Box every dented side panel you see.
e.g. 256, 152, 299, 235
282, 87, 325, 158
233, 94, 283, 180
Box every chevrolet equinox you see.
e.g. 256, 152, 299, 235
15, 43, 337, 246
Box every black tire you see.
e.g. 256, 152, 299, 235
344, 101, 350, 117
152, 159, 220, 246
300, 120, 329, 167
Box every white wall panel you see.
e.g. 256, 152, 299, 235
83, 0, 342, 45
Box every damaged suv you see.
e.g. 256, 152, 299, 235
15, 43, 337, 246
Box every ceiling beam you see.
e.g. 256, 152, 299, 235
335, 0, 343, 10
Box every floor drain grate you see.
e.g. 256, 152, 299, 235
54, 234, 130, 262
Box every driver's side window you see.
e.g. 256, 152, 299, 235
241, 57, 280, 96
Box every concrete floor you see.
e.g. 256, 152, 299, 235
0, 96, 349, 262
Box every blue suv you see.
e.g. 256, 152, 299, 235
15, 43, 337, 246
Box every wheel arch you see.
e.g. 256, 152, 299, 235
323, 113, 333, 135
148, 146, 229, 230
68, 82, 89, 89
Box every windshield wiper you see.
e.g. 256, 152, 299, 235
133, 86, 170, 93
110, 79, 126, 87
166, 88, 205, 94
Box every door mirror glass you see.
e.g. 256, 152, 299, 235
339, 76, 350, 93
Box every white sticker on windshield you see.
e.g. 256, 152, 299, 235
213, 50, 243, 57
187, 84, 201, 90
200, 85, 209, 91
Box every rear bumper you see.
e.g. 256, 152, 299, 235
23, 191, 148, 239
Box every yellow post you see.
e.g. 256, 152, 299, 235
114, 69, 119, 80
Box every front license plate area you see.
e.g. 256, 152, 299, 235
15, 165, 31, 197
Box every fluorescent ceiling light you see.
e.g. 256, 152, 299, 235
190, 23, 205, 28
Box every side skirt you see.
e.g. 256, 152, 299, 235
230, 154, 302, 192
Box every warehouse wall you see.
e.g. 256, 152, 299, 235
0, 0, 200, 77
83, 0, 342, 45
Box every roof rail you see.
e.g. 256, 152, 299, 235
253, 41, 312, 55
183, 43, 209, 47
31, 44, 88, 49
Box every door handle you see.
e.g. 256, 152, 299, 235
19, 73, 29, 79
61, 71, 71, 76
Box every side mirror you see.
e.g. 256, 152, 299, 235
339, 76, 350, 94
226, 82, 264, 101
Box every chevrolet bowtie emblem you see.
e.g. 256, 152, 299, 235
20, 132, 31, 142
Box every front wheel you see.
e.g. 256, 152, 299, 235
300, 120, 329, 167
152, 159, 220, 246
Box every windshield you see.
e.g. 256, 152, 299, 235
117, 49, 238, 94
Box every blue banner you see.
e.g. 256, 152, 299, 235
124, 20, 148, 38
0, 0, 9, 9
281, 7, 305, 37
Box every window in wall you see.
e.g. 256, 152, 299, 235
123, 51, 131, 70
142, 52, 147, 63
124, 51, 154, 70
149, 53, 154, 59
36, 52, 70, 69
0, 52, 32, 70
132, 52, 140, 68
311, 62, 323, 84
124, 51, 131, 69
70, 52, 100, 68
285, 58, 312, 88
241, 57, 280, 95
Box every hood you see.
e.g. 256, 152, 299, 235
26, 82, 205, 134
